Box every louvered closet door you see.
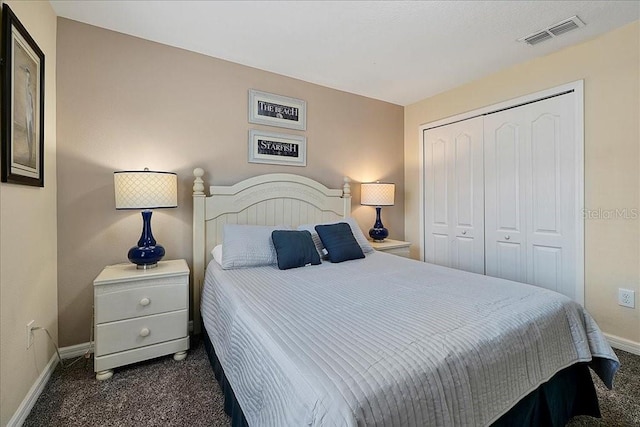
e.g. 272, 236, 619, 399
484, 93, 577, 299
424, 117, 484, 273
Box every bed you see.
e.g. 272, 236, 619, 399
191, 169, 619, 426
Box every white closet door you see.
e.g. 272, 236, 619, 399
483, 115, 527, 282
484, 93, 577, 299
424, 117, 484, 273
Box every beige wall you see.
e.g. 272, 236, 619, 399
0, 1, 57, 424
405, 21, 639, 344
56, 19, 404, 346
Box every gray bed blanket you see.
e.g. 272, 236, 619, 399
202, 251, 619, 426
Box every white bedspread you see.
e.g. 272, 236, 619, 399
201, 252, 618, 427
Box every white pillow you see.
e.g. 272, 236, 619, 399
298, 217, 374, 256
211, 245, 223, 265
221, 224, 289, 269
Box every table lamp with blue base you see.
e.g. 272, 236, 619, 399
360, 181, 395, 242
114, 169, 178, 269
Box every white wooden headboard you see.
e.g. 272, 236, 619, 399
192, 168, 351, 333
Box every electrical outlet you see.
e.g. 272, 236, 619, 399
26, 320, 35, 349
618, 289, 635, 309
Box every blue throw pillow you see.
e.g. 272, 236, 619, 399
271, 230, 322, 270
314, 223, 365, 263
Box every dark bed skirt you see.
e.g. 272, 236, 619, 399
492, 362, 600, 426
202, 328, 601, 426
203, 330, 249, 427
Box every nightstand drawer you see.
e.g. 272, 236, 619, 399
95, 282, 187, 324
384, 247, 411, 258
370, 239, 412, 258
95, 309, 188, 356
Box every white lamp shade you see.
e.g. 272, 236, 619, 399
361, 182, 395, 206
114, 170, 178, 209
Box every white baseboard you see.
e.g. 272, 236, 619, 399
604, 333, 640, 356
7, 353, 58, 427
59, 342, 93, 359
9, 321, 196, 425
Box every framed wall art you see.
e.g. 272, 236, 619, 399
248, 129, 307, 167
248, 89, 306, 131
1, 3, 45, 187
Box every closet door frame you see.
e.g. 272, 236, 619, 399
418, 80, 584, 305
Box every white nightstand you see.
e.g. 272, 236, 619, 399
93, 259, 190, 380
370, 239, 412, 258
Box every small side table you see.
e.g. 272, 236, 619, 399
370, 239, 411, 258
93, 259, 190, 380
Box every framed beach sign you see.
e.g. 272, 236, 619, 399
248, 89, 306, 131
1, 3, 45, 187
248, 129, 307, 167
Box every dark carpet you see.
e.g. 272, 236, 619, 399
25, 341, 639, 426
24, 340, 229, 427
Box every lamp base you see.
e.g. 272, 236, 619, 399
127, 210, 166, 268
369, 206, 389, 242
128, 244, 165, 268
369, 227, 389, 242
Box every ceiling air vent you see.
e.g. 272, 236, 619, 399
524, 31, 553, 45
518, 16, 586, 46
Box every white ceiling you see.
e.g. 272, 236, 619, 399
50, 1, 639, 106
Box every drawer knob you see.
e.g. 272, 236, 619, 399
140, 298, 150, 306
461, 230, 467, 235
139, 328, 150, 337
505, 235, 511, 240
